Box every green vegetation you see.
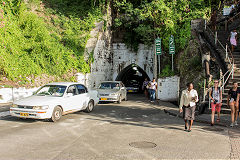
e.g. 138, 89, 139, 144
113, 0, 212, 52
158, 65, 174, 78
0, 0, 105, 84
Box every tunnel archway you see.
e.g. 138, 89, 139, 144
115, 64, 150, 93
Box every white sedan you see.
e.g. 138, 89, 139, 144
10, 82, 99, 122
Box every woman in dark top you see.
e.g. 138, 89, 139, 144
227, 81, 239, 127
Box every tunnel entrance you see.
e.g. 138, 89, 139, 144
115, 64, 150, 93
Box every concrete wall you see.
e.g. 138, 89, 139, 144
112, 43, 154, 81
157, 76, 180, 101
77, 43, 155, 88
0, 87, 39, 103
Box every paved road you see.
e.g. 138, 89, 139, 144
0, 94, 232, 159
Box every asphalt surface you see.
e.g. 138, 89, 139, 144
0, 94, 231, 160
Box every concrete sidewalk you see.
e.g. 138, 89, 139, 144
161, 101, 240, 128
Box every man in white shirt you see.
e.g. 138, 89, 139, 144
179, 82, 198, 132
148, 78, 157, 102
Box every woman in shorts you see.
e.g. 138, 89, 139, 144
209, 80, 222, 126
227, 81, 239, 127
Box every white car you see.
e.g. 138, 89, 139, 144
10, 82, 99, 122
97, 81, 127, 103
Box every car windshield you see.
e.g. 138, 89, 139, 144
126, 80, 139, 87
99, 82, 120, 90
35, 85, 67, 97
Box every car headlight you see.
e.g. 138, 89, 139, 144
12, 104, 18, 108
33, 105, 49, 110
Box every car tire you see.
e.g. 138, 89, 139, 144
50, 106, 62, 122
85, 100, 94, 113
124, 95, 127, 101
117, 95, 122, 104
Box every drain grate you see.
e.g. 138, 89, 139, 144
129, 141, 157, 149
202, 127, 224, 132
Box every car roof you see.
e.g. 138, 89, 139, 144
47, 82, 83, 86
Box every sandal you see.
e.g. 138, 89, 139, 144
216, 118, 220, 122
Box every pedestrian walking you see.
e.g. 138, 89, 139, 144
148, 78, 157, 102
227, 81, 239, 127
142, 78, 149, 99
229, 29, 237, 52
179, 82, 199, 132
209, 80, 222, 126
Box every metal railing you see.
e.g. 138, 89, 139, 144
205, 24, 235, 90
227, 11, 240, 23
224, 9, 240, 30
204, 22, 235, 108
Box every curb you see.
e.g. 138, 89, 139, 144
163, 109, 228, 127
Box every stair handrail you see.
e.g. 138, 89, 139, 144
204, 24, 235, 93
205, 25, 234, 65
227, 10, 240, 23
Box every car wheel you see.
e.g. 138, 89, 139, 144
85, 100, 94, 113
124, 95, 127, 101
117, 95, 122, 104
50, 106, 62, 122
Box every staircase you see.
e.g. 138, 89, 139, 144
208, 14, 240, 114
221, 49, 240, 112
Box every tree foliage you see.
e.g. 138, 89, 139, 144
0, 0, 105, 82
113, 0, 211, 52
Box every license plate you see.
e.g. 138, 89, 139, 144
20, 113, 29, 116
128, 90, 133, 92
101, 98, 107, 100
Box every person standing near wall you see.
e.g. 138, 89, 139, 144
209, 80, 222, 126
227, 81, 239, 127
142, 78, 149, 99
179, 82, 199, 132
148, 78, 157, 102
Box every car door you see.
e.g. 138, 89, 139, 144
64, 85, 81, 111
76, 84, 90, 110
120, 83, 126, 100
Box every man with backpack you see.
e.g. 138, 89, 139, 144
209, 80, 222, 126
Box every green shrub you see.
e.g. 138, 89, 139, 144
158, 65, 175, 78
0, 0, 104, 83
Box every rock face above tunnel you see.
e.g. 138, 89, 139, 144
83, 5, 154, 88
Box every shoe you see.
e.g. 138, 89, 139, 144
187, 129, 192, 132
234, 121, 238, 126
211, 123, 214, 126
216, 118, 220, 122
230, 123, 234, 127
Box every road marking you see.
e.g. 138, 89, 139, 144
0, 111, 10, 118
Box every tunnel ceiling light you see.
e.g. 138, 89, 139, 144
133, 67, 138, 71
